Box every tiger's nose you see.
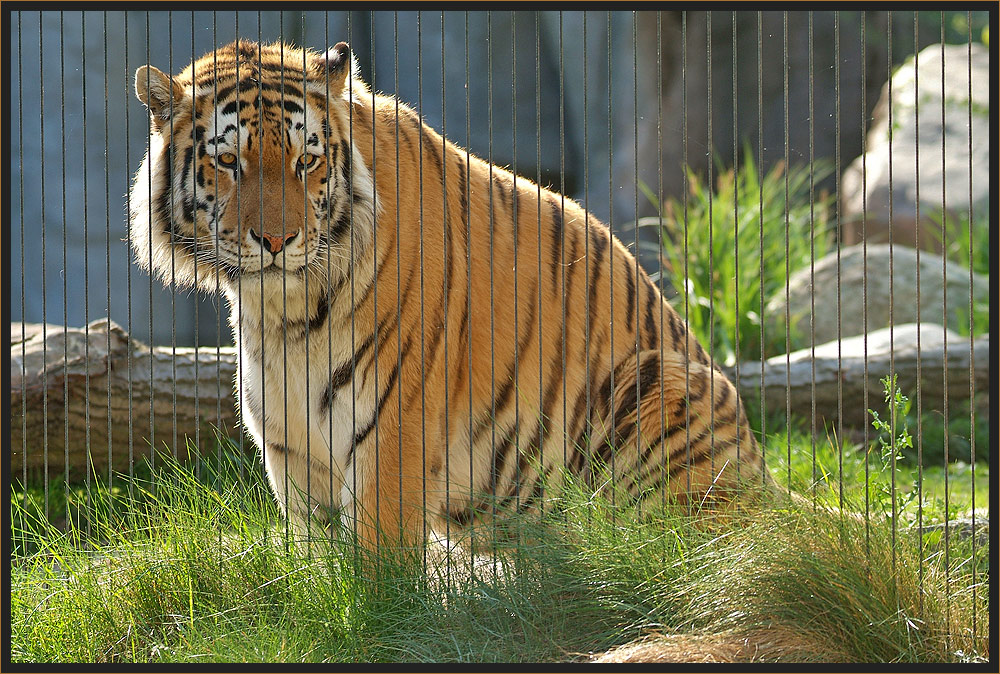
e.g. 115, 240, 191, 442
249, 228, 298, 254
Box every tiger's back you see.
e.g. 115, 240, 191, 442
130, 40, 767, 547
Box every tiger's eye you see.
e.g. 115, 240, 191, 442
217, 152, 239, 168
297, 154, 319, 171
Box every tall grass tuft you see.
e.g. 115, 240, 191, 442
679, 507, 988, 663
642, 150, 835, 366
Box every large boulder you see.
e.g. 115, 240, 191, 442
840, 42, 990, 251
764, 243, 988, 345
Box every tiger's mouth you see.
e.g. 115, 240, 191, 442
245, 263, 292, 276
208, 251, 309, 282
239, 257, 307, 277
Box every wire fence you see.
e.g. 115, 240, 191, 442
8, 8, 992, 663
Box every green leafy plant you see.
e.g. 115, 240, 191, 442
642, 150, 835, 366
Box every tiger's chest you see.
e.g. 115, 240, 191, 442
235, 322, 369, 483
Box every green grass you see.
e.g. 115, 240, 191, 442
752, 378, 988, 529
767, 420, 988, 528
11, 428, 989, 664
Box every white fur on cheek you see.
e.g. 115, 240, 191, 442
128, 132, 219, 292
128, 151, 155, 274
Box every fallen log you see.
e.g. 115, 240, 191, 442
724, 323, 990, 430
11, 319, 240, 481
10, 320, 989, 480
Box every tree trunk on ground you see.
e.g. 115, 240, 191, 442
11, 319, 239, 482
10, 320, 989, 480
723, 327, 989, 430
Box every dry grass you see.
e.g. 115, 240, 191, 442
588, 626, 853, 663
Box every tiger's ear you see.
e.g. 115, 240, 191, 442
135, 65, 187, 128
321, 42, 359, 95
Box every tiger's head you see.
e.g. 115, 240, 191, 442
129, 40, 376, 302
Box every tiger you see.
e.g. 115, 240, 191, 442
130, 39, 772, 550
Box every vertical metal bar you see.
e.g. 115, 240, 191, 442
582, 10, 592, 512
82, 11, 92, 534
279, 16, 292, 547
234, 10, 245, 484
285, 20, 299, 534
558, 9, 567, 499
39, 8, 49, 519
860, 10, 871, 550
938, 12, 951, 650
18, 10, 27, 510
632, 11, 641, 498
834, 11, 844, 512
464, 8, 474, 569
913, 9, 925, 607
212, 10, 223, 553
606, 9, 615, 512
60, 9, 70, 527
214, 11, 223, 469
705, 10, 715, 481
440, 8, 451, 580
487, 9, 498, 564
251, 17, 278, 545
511, 8, 520, 520
808, 10, 817, 507
417, 7, 429, 559
678, 10, 688, 503
965, 9, 978, 646
168, 11, 178, 464
887, 8, 898, 578
324, 10, 332, 543
124, 10, 134, 497
145, 11, 155, 474
390, 11, 402, 546
103, 10, 113, 508
535, 11, 556, 510
300, 12, 313, 547
370, 9, 380, 553
325, 10, 335, 546
783, 10, 792, 496
756, 10, 764, 488
546, 12, 561, 517
730, 10, 739, 488
346, 9, 360, 554
190, 10, 200, 475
